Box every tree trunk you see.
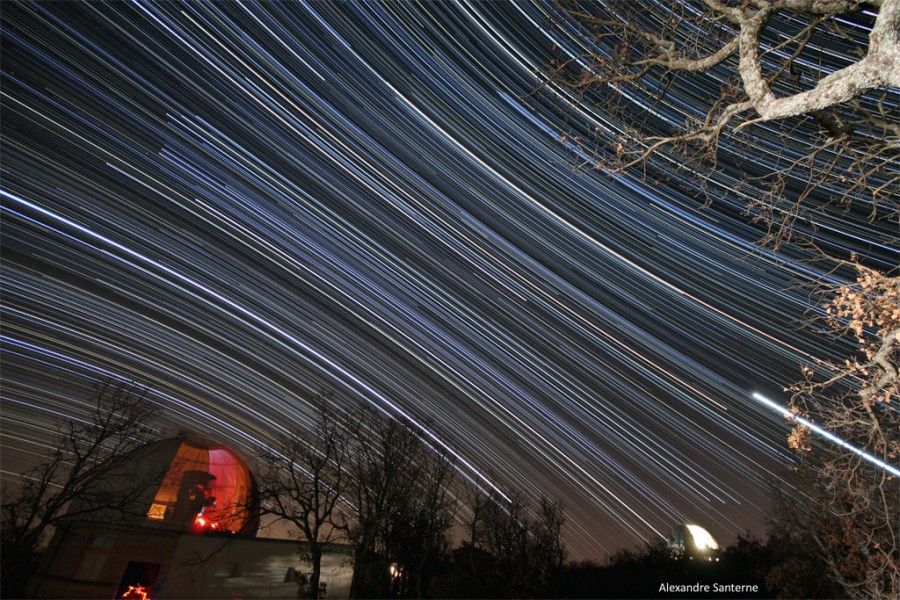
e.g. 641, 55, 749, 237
348, 545, 364, 598
308, 544, 322, 600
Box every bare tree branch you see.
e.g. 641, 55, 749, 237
256, 395, 348, 600
552, 0, 898, 247
1, 380, 160, 599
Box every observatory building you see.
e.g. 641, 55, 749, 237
667, 523, 720, 561
28, 435, 353, 599
138, 436, 259, 535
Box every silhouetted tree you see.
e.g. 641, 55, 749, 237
762, 511, 848, 599
344, 405, 457, 598
453, 485, 568, 598
478, 489, 532, 595
431, 547, 504, 597
0, 381, 157, 599
533, 496, 567, 596
391, 439, 456, 598
257, 396, 348, 600
772, 262, 899, 599
552, 0, 897, 249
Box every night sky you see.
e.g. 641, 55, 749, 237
1, 2, 896, 559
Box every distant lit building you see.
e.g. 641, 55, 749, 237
667, 523, 720, 561
28, 435, 353, 599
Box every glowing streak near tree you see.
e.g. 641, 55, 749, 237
752, 393, 900, 478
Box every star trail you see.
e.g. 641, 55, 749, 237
1, 1, 896, 559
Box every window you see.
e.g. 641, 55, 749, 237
146, 503, 167, 520
115, 561, 160, 599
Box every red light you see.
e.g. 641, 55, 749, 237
122, 584, 150, 600
192, 513, 222, 533
192, 514, 211, 533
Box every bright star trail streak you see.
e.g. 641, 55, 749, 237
752, 393, 900, 479
1, 1, 897, 558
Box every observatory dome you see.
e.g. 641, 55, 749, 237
130, 435, 259, 535
667, 523, 719, 559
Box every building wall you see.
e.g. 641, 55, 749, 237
29, 524, 180, 599
30, 523, 353, 599
159, 535, 352, 599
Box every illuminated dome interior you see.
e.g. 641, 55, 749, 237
667, 523, 719, 558
685, 524, 719, 552
141, 436, 259, 535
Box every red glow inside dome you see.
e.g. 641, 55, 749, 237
145, 440, 255, 534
